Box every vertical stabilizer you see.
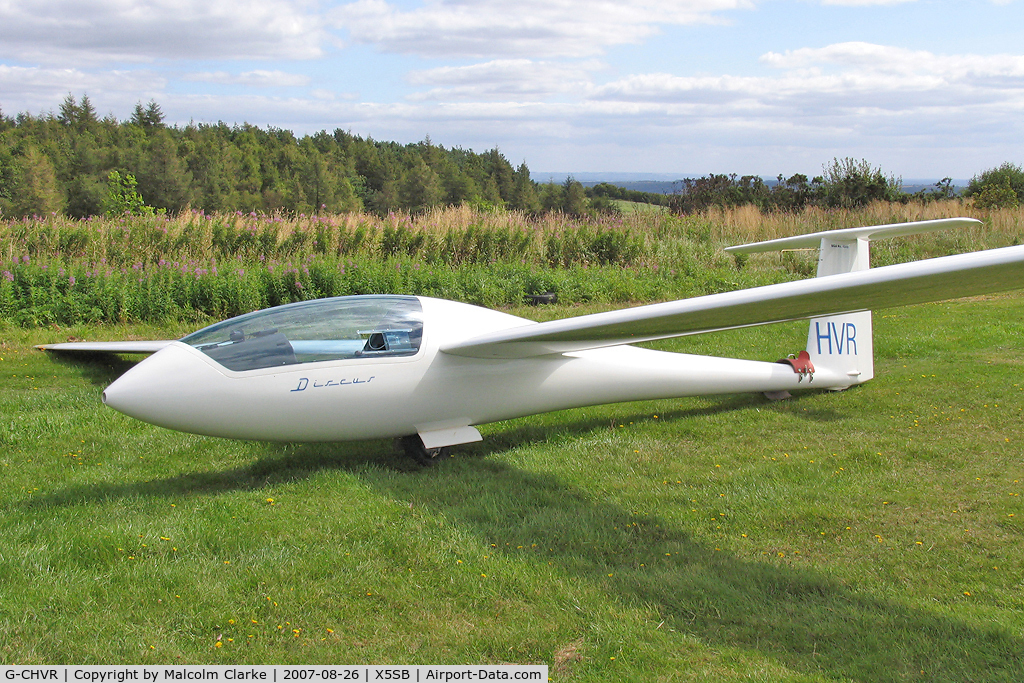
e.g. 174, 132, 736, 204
806, 237, 873, 389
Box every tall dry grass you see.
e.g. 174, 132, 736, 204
4, 201, 1022, 271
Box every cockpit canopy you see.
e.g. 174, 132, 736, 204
180, 295, 424, 372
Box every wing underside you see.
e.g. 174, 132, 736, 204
441, 244, 1024, 359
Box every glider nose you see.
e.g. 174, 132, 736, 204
101, 343, 180, 418
101, 342, 223, 429
100, 378, 135, 413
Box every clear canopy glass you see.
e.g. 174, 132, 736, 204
180, 295, 423, 372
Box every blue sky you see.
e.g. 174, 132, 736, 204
1, 0, 1021, 179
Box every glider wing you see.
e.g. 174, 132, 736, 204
36, 340, 177, 354
441, 244, 1024, 358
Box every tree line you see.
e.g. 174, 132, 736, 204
1, 95, 1021, 219
664, 159, 1023, 213
0, 95, 543, 219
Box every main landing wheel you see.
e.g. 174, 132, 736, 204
398, 435, 450, 465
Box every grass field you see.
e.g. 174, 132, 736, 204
2, 291, 1023, 679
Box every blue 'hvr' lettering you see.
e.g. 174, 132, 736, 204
815, 321, 857, 355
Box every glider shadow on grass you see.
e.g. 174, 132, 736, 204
24, 392, 838, 508
44, 351, 140, 386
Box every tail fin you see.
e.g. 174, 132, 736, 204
726, 218, 981, 389
805, 237, 873, 388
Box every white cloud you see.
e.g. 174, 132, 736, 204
405, 59, 602, 100
0, 0, 326, 65
760, 42, 928, 71
540, 41, 1024, 174
759, 42, 1024, 84
330, 0, 751, 58
820, 0, 916, 5
587, 43, 1024, 114
0, 64, 166, 116
186, 70, 313, 87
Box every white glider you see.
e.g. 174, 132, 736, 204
39, 218, 1024, 461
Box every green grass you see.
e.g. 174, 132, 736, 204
2, 294, 1024, 680
611, 199, 670, 215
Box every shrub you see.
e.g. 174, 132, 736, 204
102, 170, 159, 217
966, 163, 1024, 208
973, 180, 1019, 210
818, 158, 902, 209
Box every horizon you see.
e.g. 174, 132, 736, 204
532, 172, 973, 186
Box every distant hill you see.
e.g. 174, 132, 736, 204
902, 180, 970, 195
532, 172, 688, 184
535, 173, 970, 196
588, 180, 680, 194
532, 172, 684, 195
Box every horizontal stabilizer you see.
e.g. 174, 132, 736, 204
725, 218, 981, 254
442, 244, 1024, 359
36, 340, 176, 354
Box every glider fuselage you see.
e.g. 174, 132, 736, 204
101, 297, 832, 444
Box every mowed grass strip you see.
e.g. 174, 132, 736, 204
1, 294, 1023, 680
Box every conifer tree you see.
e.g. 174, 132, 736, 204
510, 162, 540, 212
399, 155, 444, 213
13, 145, 63, 216
562, 176, 588, 216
